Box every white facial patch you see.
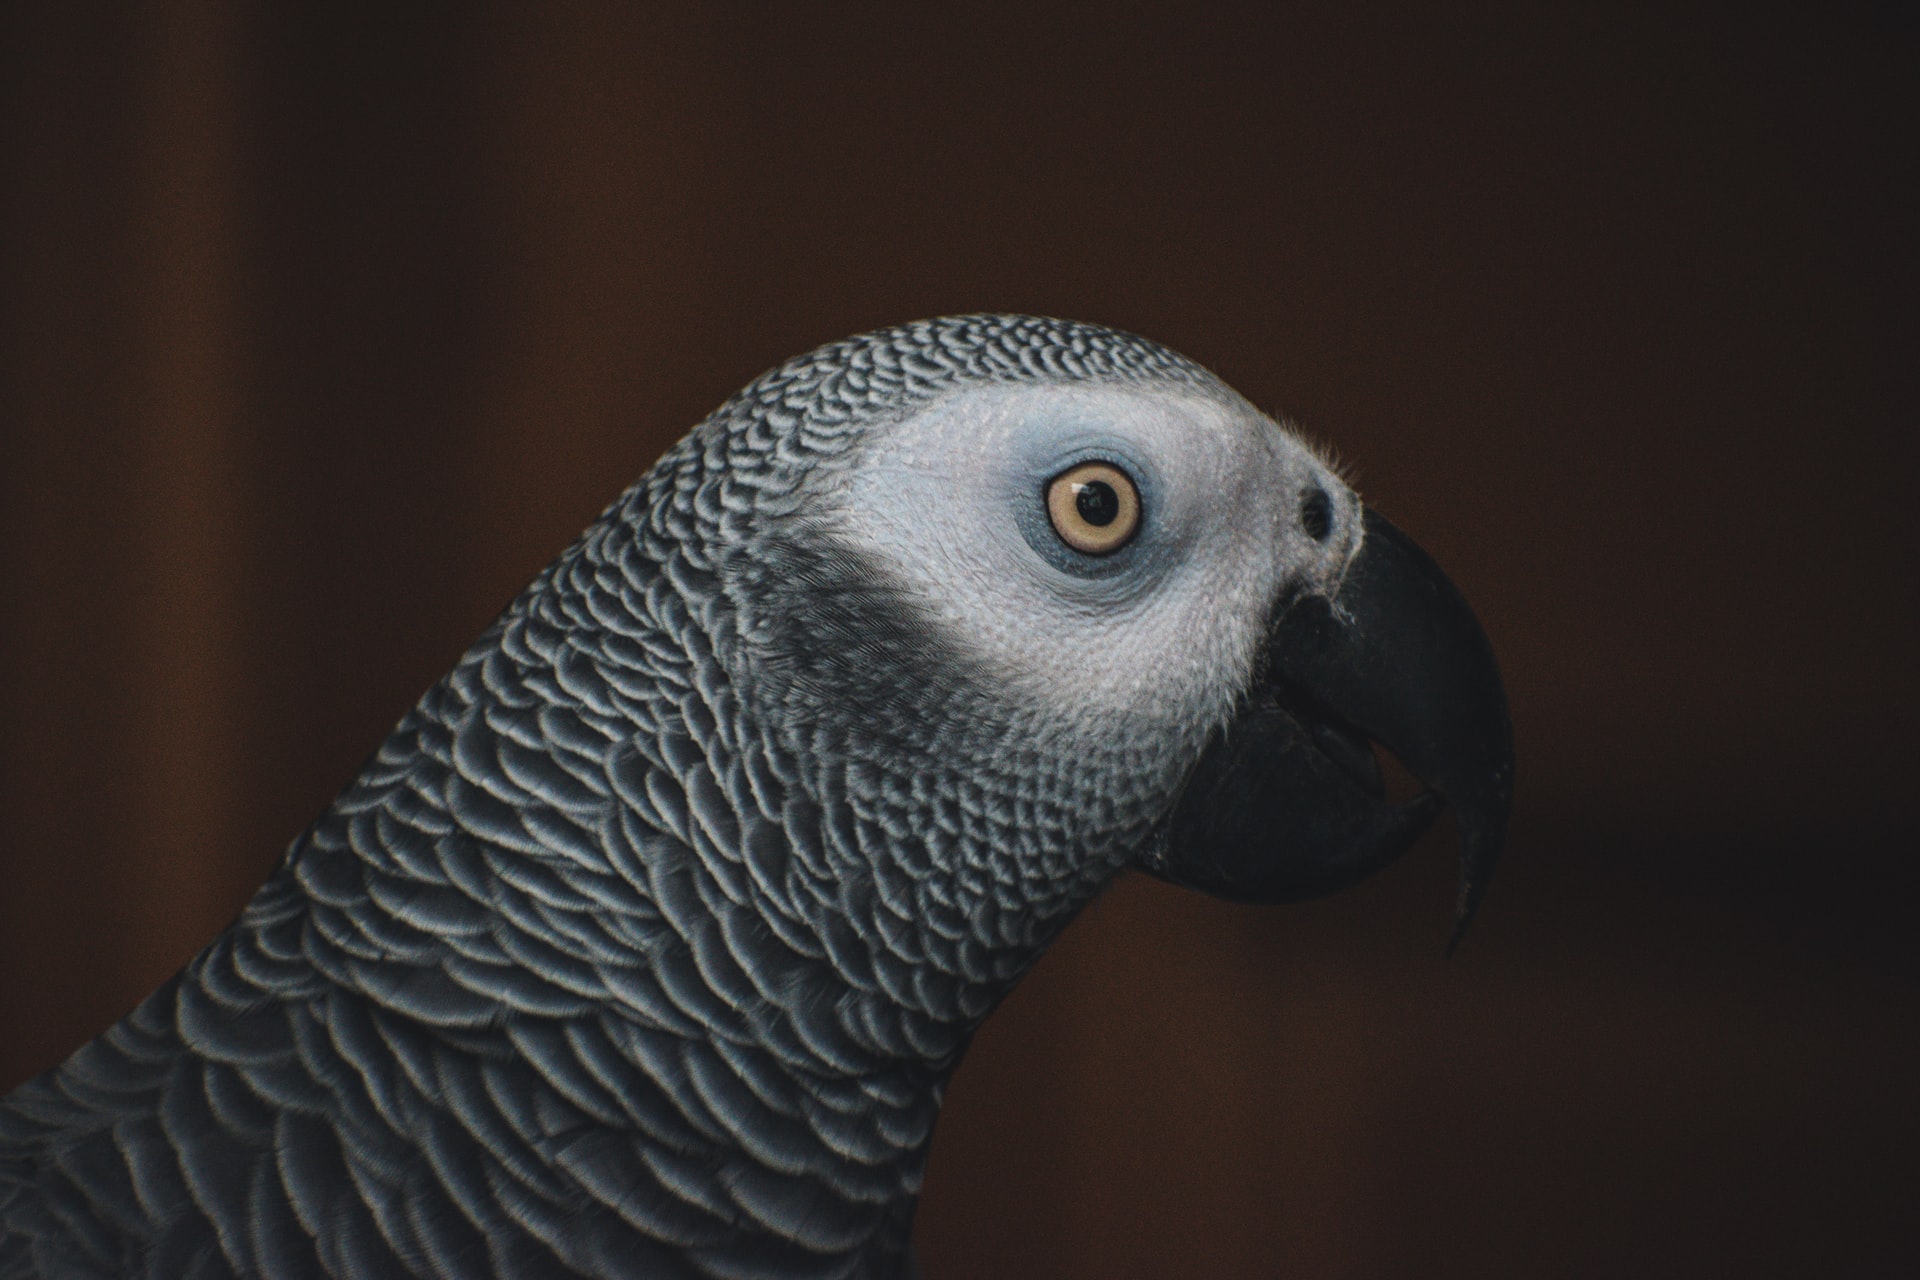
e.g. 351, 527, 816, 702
823, 381, 1357, 736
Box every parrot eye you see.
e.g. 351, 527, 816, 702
1046, 461, 1141, 555
1301, 488, 1333, 542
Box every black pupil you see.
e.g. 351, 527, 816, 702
1301, 488, 1332, 541
1075, 480, 1120, 527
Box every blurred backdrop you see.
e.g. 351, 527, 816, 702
2, 4, 1914, 1275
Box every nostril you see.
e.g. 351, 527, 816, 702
1301, 488, 1333, 541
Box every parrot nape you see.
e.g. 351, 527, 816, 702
0, 317, 1512, 1279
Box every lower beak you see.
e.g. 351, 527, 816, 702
1152, 509, 1514, 948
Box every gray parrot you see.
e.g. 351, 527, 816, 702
0, 316, 1512, 1279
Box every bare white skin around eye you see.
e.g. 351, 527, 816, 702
826, 381, 1361, 733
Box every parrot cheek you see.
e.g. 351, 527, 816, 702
1151, 508, 1514, 948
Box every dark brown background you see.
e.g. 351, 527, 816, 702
3, 4, 1914, 1276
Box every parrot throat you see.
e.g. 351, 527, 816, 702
716, 521, 1181, 1074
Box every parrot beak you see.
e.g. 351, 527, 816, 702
1155, 508, 1514, 949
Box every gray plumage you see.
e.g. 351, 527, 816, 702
0, 315, 1511, 1278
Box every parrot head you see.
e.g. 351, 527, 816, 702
702, 317, 1512, 962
